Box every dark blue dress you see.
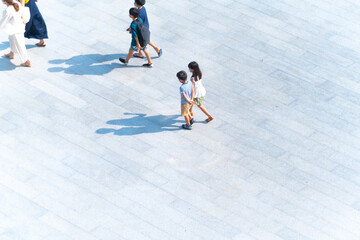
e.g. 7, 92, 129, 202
25, 0, 48, 39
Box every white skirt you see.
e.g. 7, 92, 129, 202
9, 33, 28, 62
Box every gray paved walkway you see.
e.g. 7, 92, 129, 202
1, 0, 360, 239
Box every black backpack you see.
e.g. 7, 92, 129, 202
135, 19, 150, 47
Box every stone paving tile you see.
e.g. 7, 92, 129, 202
1, 0, 360, 239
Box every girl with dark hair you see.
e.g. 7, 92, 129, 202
188, 61, 213, 122
20, 0, 47, 47
0, 0, 31, 66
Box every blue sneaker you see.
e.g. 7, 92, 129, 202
190, 118, 195, 125
182, 124, 192, 130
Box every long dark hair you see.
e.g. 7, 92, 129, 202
4, 0, 19, 11
188, 61, 202, 81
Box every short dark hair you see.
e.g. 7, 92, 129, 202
177, 71, 187, 81
129, 8, 139, 18
135, 0, 146, 6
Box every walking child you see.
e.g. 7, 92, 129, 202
188, 61, 213, 122
177, 70, 194, 130
119, 7, 152, 67
132, 0, 162, 58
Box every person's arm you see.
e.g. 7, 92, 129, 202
0, 9, 11, 29
191, 87, 194, 101
182, 93, 194, 104
19, 0, 25, 6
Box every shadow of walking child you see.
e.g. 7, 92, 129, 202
48, 53, 137, 76
0, 56, 16, 71
96, 113, 182, 136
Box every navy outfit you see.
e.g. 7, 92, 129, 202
25, 0, 48, 39
138, 7, 149, 27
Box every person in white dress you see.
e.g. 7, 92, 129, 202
188, 61, 214, 123
0, 0, 31, 67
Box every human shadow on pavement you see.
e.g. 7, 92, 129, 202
0, 57, 16, 71
0, 41, 9, 50
48, 53, 141, 76
25, 44, 38, 50
96, 113, 182, 136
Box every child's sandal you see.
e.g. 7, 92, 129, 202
205, 117, 214, 123
133, 53, 144, 58
182, 124, 192, 130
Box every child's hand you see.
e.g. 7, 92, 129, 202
189, 100, 195, 105
137, 44, 142, 50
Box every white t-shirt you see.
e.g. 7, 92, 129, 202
0, 4, 25, 35
192, 77, 206, 98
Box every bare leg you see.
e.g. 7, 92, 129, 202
198, 105, 213, 122
189, 104, 194, 116
125, 50, 134, 63
184, 115, 191, 126
143, 49, 152, 64
149, 40, 160, 54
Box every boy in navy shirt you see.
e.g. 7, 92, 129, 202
133, 0, 162, 58
119, 8, 152, 67
177, 71, 194, 130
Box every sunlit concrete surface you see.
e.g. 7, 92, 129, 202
1, 0, 360, 239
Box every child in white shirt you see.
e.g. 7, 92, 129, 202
188, 61, 213, 123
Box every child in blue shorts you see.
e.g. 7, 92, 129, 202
132, 0, 162, 58
119, 8, 152, 67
